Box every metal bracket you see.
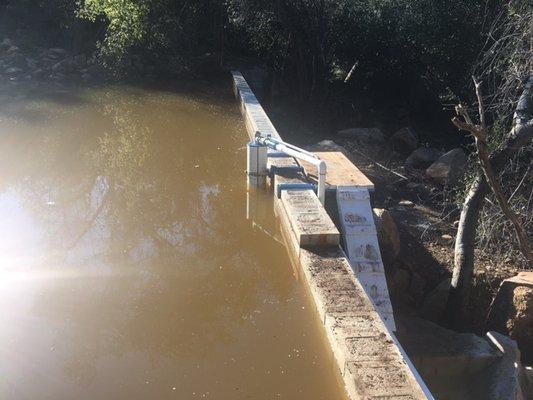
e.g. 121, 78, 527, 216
276, 183, 316, 198
267, 151, 292, 158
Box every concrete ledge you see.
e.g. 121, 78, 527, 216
232, 70, 281, 140
337, 186, 396, 331
281, 190, 340, 246
296, 245, 428, 399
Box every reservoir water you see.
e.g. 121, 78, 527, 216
0, 82, 347, 400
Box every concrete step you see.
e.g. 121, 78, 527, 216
299, 151, 375, 191
280, 189, 340, 247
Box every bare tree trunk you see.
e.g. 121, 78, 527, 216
445, 174, 488, 325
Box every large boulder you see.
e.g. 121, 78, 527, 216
398, 317, 502, 378
397, 317, 526, 400
426, 148, 468, 185
405, 147, 443, 169
372, 208, 400, 268
337, 127, 384, 143
485, 332, 527, 400
389, 127, 418, 155
486, 272, 533, 362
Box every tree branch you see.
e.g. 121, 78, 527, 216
453, 77, 532, 265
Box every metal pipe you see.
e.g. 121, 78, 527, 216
256, 134, 327, 205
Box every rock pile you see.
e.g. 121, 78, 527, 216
0, 38, 102, 83
405, 147, 443, 169
389, 127, 418, 155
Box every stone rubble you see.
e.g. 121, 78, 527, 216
426, 148, 468, 186
0, 37, 102, 84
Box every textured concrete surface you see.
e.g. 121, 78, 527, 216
296, 244, 429, 400
281, 189, 340, 246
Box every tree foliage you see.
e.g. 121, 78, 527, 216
2, 0, 501, 102
227, 0, 490, 100
76, 0, 224, 66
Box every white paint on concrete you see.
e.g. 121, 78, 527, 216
336, 186, 396, 331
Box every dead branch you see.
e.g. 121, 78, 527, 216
344, 61, 359, 83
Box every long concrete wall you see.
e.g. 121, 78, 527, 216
232, 71, 433, 400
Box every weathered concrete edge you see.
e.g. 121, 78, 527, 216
275, 194, 432, 400
232, 70, 281, 141
232, 70, 434, 400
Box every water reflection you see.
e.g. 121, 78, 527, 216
0, 84, 346, 400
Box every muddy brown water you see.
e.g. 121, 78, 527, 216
0, 83, 347, 400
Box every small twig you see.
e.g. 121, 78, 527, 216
508, 160, 532, 202
344, 61, 359, 83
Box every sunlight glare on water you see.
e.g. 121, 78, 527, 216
0, 83, 347, 400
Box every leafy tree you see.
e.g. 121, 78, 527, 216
227, 0, 489, 104
76, 0, 225, 69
